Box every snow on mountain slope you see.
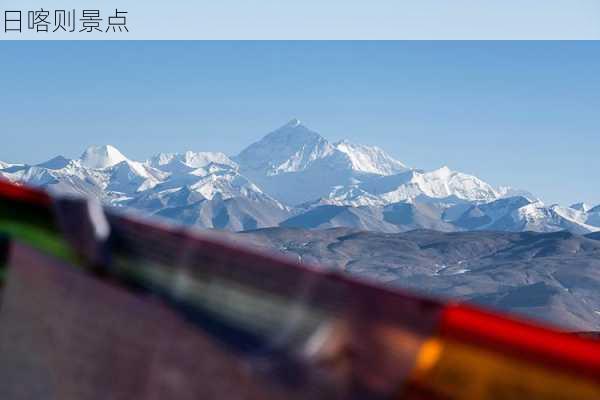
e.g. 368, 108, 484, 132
124, 186, 204, 212
155, 196, 291, 231
106, 160, 168, 194
5, 149, 169, 198
320, 166, 499, 207
382, 202, 456, 231
282, 202, 454, 233
552, 204, 589, 225
452, 197, 599, 234
281, 205, 400, 232
333, 140, 408, 175
36, 156, 71, 170
452, 196, 532, 231
120, 155, 289, 230
321, 185, 388, 207
589, 205, 600, 213
235, 119, 336, 176
3, 165, 60, 187
587, 215, 600, 228
394, 166, 498, 202
517, 203, 599, 234
296, 195, 600, 235
122, 169, 290, 231
585, 205, 600, 228
79, 145, 169, 194
149, 151, 237, 172
234, 119, 409, 205
0, 156, 113, 199
187, 167, 285, 207
570, 202, 591, 213
552, 204, 600, 230
235, 119, 407, 178
80, 145, 128, 169
496, 186, 539, 202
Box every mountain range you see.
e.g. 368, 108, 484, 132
2, 119, 600, 234
4, 119, 600, 329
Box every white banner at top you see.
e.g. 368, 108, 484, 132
1, 0, 599, 40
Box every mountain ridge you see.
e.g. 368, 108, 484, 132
220, 227, 600, 330
2, 120, 598, 234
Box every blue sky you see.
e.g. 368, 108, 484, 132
1, 41, 599, 205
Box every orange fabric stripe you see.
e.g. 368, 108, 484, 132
440, 304, 600, 382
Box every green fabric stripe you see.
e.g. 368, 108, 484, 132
0, 221, 74, 262
0, 198, 77, 282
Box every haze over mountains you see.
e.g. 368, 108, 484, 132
2, 119, 599, 234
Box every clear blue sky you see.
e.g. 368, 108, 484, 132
1, 41, 599, 205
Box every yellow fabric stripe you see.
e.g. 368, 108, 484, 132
408, 337, 600, 400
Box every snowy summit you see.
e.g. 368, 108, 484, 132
80, 145, 128, 169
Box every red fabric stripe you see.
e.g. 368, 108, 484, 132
440, 304, 600, 380
0, 179, 51, 207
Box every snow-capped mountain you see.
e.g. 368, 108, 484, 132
149, 151, 237, 172
451, 197, 600, 234
1, 119, 598, 234
234, 119, 409, 205
0, 143, 287, 230
586, 205, 600, 227
495, 186, 539, 202
235, 119, 335, 176
81, 145, 128, 169
318, 166, 499, 207
333, 140, 408, 175
570, 202, 592, 213
281, 201, 454, 233
234, 119, 407, 178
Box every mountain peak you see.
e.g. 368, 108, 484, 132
431, 165, 452, 176
80, 145, 128, 169
37, 155, 71, 170
570, 202, 591, 212
283, 118, 303, 128
235, 120, 332, 175
270, 119, 320, 140
267, 119, 322, 140
148, 151, 237, 174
